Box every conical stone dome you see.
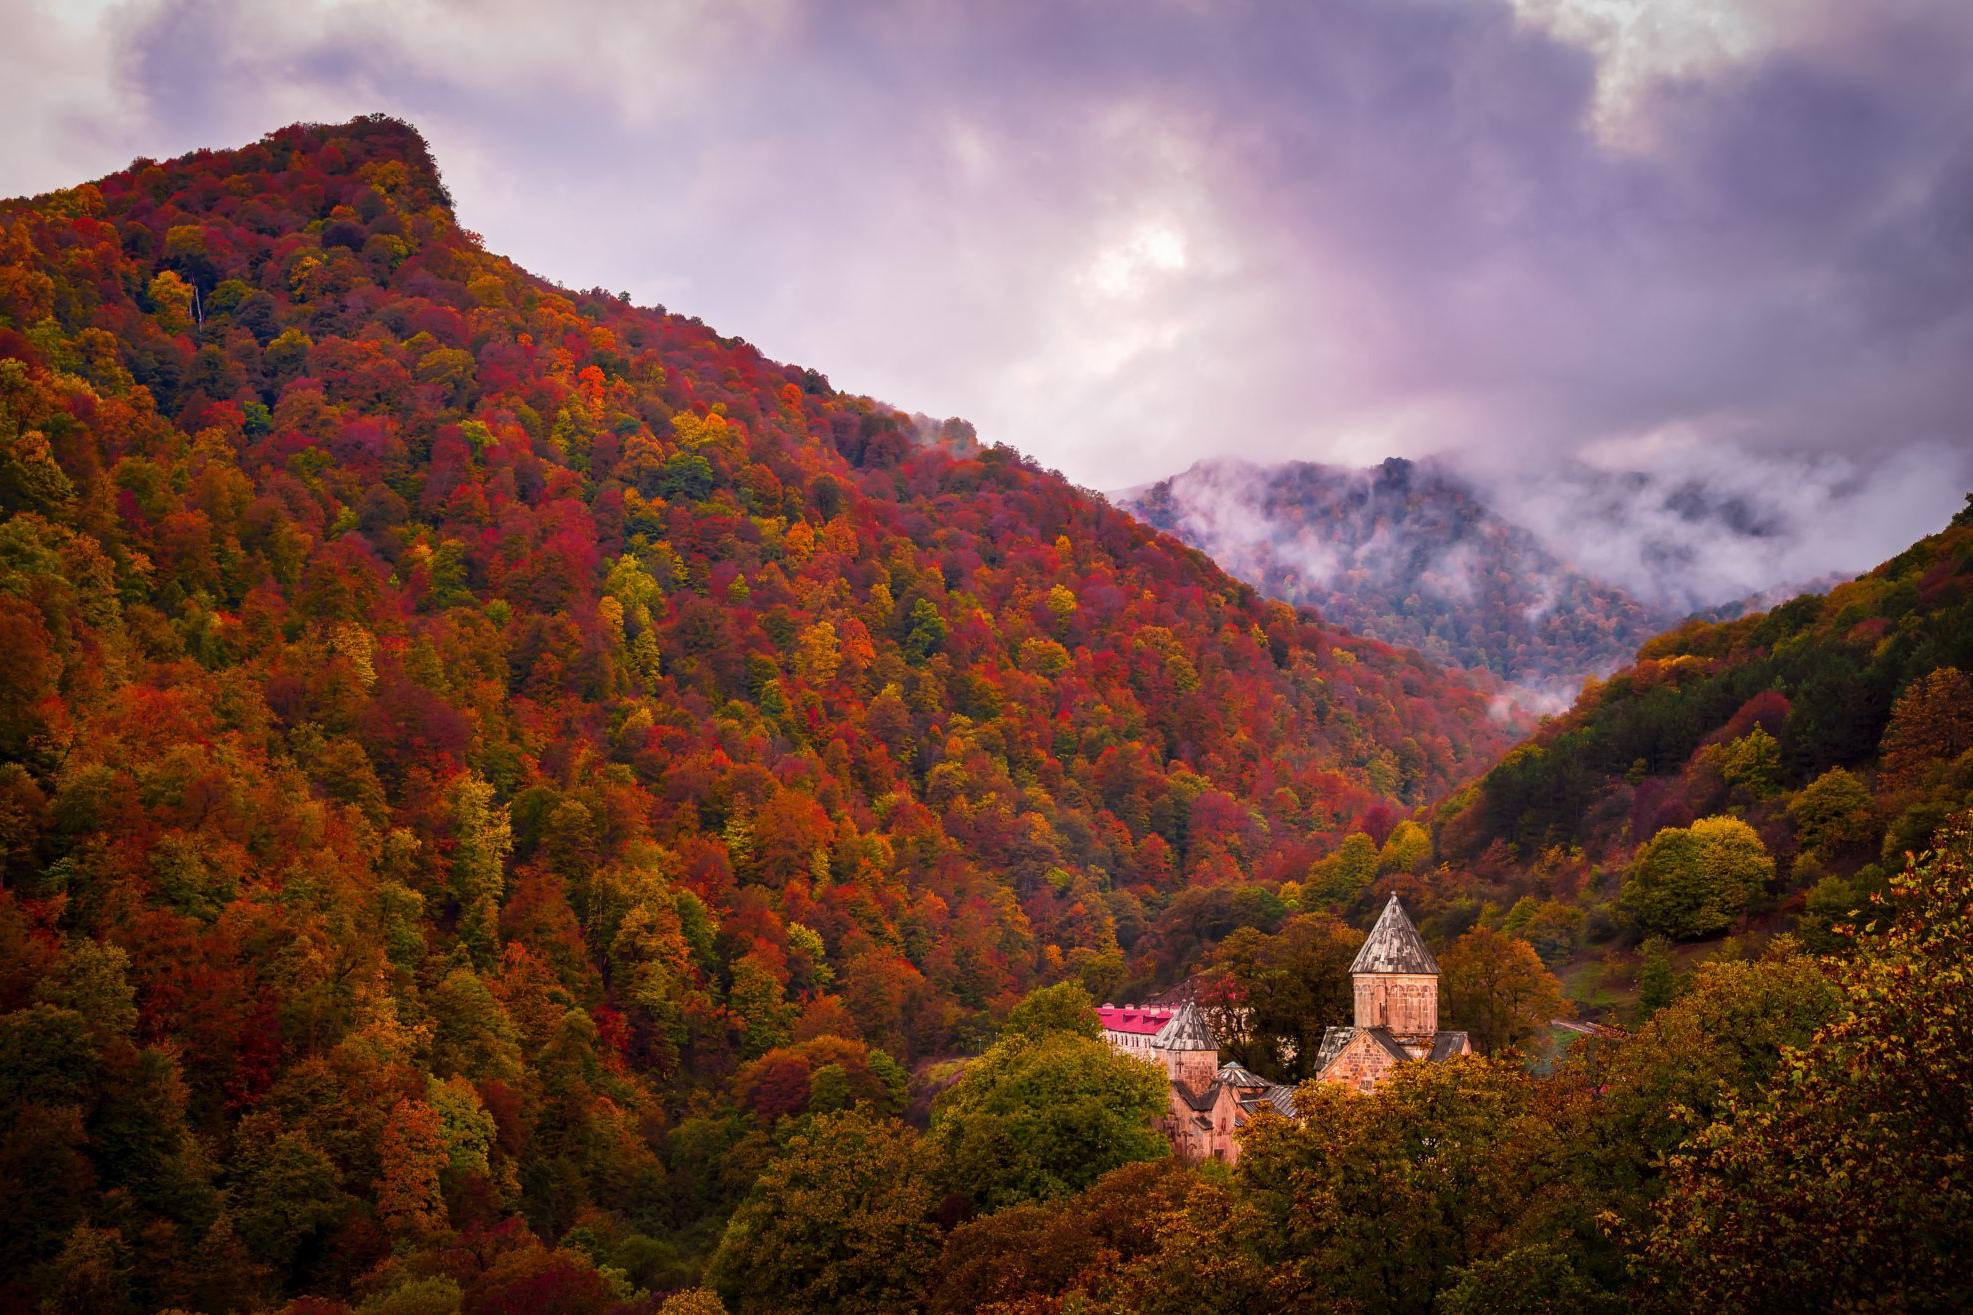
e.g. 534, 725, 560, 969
1349, 893, 1439, 975
1152, 1000, 1217, 1051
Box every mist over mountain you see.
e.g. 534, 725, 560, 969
1471, 441, 1969, 616
1117, 450, 1964, 703
1116, 457, 1679, 702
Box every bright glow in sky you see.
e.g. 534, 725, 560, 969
1086, 224, 1190, 299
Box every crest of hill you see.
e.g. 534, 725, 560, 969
0, 112, 1513, 1095
5, 113, 456, 220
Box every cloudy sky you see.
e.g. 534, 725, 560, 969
6, 0, 1971, 592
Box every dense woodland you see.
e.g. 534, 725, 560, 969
0, 117, 1968, 1313
1414, 509, 1973, 956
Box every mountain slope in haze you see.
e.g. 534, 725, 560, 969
1118, 456, 1677, 699
0, 117, 1512, 1308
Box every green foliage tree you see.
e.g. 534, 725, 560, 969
1199, 913, 1360, 1079
1646, 816, 1973, 1310
1438, 1242, 1623, 1315
428, 966, 523, 1083
1786, 766, 1877, 860
41, 1223, 134, 1315
1585, 943, 1840, 1221
901, 598, 947, 663
1236, 1056, 1567, 1314
1377, 820, 1431, 875
446, 772, 512, 964
0, 1004, 98, 1110
1633, 935, 1680, 1018
1718, 726, 1782, 800
927, 1031, 1168, 1210
1305, 832, 1378, 907
428, 1073, 495, 1180
1621, 816, 1774, 939
1796, 871, 1872, 954
1500, 896, 1583, 966
656, 451, 716, 501
707, 1110, 938, 1315
727, 950, 794, 1057
1002, 980, 1101, 1041
33, 939, 138, 1043
359, 1274, 465, 1315
231, 1118, 348, 1276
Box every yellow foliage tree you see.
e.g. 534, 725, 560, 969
794, 620, 842, 685
148, 269, 195, 333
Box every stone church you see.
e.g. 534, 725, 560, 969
1312, 892, 1471, 1090
1097, 892, 1468, 1160
1096, 999, 1296, 1163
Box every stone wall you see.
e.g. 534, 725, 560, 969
1352, 971, 1438, 1035
1323, 1032, 1403, 1092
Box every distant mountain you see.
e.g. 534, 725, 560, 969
1117, 457, 1678, 701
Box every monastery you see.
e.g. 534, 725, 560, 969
1098, 893, 1468, 1161
1094, 998, 1295, 1162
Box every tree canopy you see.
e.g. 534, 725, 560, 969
926, 1029, 1170, 1211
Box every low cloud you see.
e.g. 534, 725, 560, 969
1466, 440, 1971, 611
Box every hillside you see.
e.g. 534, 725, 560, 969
1118, 456, 1676, 700
0, 116, 1517, 1307
1417, 502, 1973, 956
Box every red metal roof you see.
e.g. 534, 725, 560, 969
1097, 1005, 1174, 1035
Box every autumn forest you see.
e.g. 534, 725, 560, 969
0, 115, 1969, 1315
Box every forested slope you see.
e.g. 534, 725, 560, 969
1423, 504, 1973, 947
0, 115, 1513, 1310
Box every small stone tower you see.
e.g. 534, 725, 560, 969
1350, 893, 1440, 1048
1154, 1000, 1219, 1093
1314, 894, 1470, 1089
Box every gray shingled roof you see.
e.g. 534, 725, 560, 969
1247, 1085, 1298, 1117
1153, 1000, 1217, 1051
1428, 1030, 1470, 1061
1215, 1060, 1268, 1088
1364, 1027, 1414, 1062
1314, 1024, 1356, 1070
1349, 893, 1439, 975
1314, 1025, 1420, 1070
1218, 1061, 1299, 1118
